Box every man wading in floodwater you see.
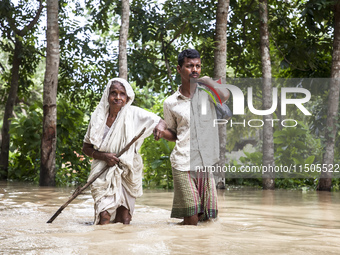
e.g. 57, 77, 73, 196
156, 49, 230, 225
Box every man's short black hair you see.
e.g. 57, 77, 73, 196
178, 49, 201, 67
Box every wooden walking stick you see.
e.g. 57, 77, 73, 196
47, 127, 146, 223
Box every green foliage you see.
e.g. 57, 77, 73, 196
331, 178, 340, 192
228, 0, 262, 77
8, 102, 42, 182
8, 99, 91, 185
275, 178, 317, 190
273, 122, 322, 167
126, 0, 218, 92
55, 99, 92, 186
0, 0, 43, 99
272, 123, 322, 189
228, 0, 333, 78
58, 13, 116, 112
225, 178, 263, 189
226, 122, 324, 189
141, 136, 175, 189
133, 82, 175, 189
272, 0, 333, 78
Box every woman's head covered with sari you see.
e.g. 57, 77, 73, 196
88, 78, 135, 148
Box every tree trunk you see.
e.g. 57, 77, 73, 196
214, 0, 229, 79
0, 39, 22, 179
259, 0, 275, 190
40, 0, 60, 186
213, 0, 230, 189
119, 0, 129, 80
317, 2, 340, 192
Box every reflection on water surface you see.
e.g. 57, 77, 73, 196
1, 181, 340, 254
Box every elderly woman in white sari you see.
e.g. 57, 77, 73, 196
82, 78, 166, 225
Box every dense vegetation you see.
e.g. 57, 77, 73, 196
0, 0, 339, 190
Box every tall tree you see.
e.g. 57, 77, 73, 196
214, 0, 229, 79
40, 0, 59, 186
0, 0, 43, 179
317, 0, 340, 191
259, 0, 275, 190
119, 0, 129, 80
213, 0, 230, 189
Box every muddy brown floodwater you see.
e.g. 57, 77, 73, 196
0, 181, 340, 254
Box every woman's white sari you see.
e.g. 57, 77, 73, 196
83, 78, 160, 224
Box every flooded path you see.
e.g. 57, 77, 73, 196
1, 181, 340, 254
